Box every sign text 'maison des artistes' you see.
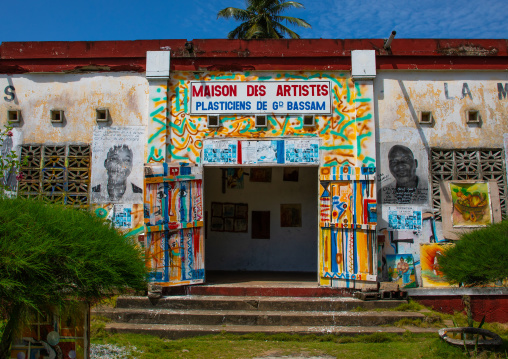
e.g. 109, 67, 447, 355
190, 81, 332, 115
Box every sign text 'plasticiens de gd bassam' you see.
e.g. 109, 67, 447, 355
190, 81, 332, 115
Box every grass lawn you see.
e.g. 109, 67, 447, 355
91, 314, 508, 359
92, 330, 463, 359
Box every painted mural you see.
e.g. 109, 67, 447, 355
450, 182, 491, 227
147, 81, 169, 163
144, 71, 376, 288
144, 162, 204, 286
420, 243, 457, 288
91, 126, 145, 204
164, 72, 374, 169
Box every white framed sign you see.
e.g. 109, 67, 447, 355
190, 81, 332, 115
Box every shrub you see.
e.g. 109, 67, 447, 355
438, 220, 508, 286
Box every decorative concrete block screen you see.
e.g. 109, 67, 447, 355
18, 144, 91, 205
430, 149, 507, 220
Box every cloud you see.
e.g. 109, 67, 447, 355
302, 0, 508, 38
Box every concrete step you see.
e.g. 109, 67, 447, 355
94, 307, 424, 327
114, 295, 405, 312
105, 322, 437, 340
184, 285, 356, 297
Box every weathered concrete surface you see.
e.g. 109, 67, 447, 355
105, 322, 437, 340
95, 307, 423, 327
94, 294, 427, 339
114, 295, 404, 312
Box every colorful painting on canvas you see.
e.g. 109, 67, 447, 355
226, 168, 244, 189
386, 254, 417, 288
420, 243, 456, 287
450, 182, 491, 227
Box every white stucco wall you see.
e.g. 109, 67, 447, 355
0, 73, 149, 144
376, 71, 508, 149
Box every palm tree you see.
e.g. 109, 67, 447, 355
217, 0, 311, 39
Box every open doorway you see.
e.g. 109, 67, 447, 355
204, 166, 318, 283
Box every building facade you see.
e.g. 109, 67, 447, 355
1, 39, 507, 293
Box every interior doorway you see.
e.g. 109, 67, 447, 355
203, 166, 319, 281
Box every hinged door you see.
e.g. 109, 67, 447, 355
144, 163, 204, 286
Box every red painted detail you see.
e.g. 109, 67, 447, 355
0, 59, 145, 74
1, 39, 508, 73
413, 295, 508, 323
186, 284, 355, 298
169, 167, 179, 176
377, 56, 508, 70
168, 223, 179, 230
0, 40, 186, 59
238, 140, 242, 164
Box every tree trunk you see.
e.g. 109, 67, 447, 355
0, 303, 23, 359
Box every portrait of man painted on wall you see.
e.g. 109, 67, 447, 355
90, 126, 145, 204
92, 144, 142, 201
380, 143, 429, 204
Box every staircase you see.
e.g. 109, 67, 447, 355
94, 281, 435, 339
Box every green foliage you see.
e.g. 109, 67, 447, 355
91, 316, 113, 340
394, 318, 429, 328
217, 0, 311, 39
0, 197, 147, 311
393, 300, 426, 312
0, 197, 147, 356
438, 220, 508, 286
351, 306, 369, 312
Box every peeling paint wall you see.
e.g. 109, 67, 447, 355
376, 73, 508, 148
0, 73, 149, 237
0, 74, 148, 143
375, 72, 508, 288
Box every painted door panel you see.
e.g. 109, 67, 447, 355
319, 171, 377, 287
144, 163, 204, 286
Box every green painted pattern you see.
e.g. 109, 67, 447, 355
162, 71, 374, 168
148, 119, 167, 143
150, 106, 165, 118
148, 147, 164, 162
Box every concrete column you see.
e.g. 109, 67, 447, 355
146, 51, 170, 163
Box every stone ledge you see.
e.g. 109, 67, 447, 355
406, 287, 508, 296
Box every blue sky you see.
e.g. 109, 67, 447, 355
2, 0, 507, 43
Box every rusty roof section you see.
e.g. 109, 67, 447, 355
1, 39, 507, 74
